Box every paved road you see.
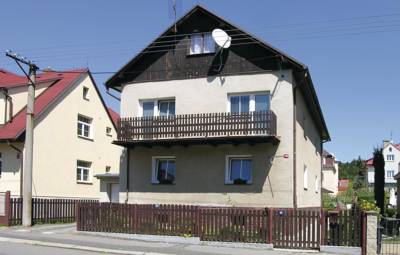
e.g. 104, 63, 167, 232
0, 224, 340, 255
0, 242, 102, 255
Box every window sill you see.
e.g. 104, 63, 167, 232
225, 182, 252, 185
78, 135, 94, 142
187, 52, 215, 57
151, 182, 176, 185
106, 134, 113, 137
77, 181, 93, 185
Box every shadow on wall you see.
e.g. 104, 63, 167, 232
128, 143, 278, 194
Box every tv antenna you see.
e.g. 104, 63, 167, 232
211, 28, 232, 72
168, 0, 182, 33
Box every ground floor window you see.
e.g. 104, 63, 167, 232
152, 157, 176, 184
225, 156, 252, 184
77, 160, 91, 183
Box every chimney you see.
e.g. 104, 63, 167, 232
383, 139, 392, 148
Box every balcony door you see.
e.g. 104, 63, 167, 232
229, 93, 270, 135
140, 99, 176, 139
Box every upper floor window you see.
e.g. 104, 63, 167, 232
77, 114, 92, 139
387, 170, 395, 178
141, 99, 175, 117
0, 153, 2, 178
189, 33, 215, 55
225, 156, 252, 185
389, 147, 392, 152
152, 157, 176, 184
303, 165, 308, 190
387, 154, 395, 161
315, 175, 319, 193
228, 93, 270, 113
77, 160, 91, 183
106, 127, 112, 136
83, 87, 89, 100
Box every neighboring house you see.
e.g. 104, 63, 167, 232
0, 68, 121, 202
366, 139, 399, 205
322, 150, 339, 195
106, 5, 330, 208
338, 179, 350, 192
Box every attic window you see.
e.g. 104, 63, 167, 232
83, 87, 89, 100
189, 32, 215, 55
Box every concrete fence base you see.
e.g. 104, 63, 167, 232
320, 245, 361, 255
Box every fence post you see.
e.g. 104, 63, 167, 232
320, 209, 325, 246
268, 208, 273, 244
76, 202, 81, 231
4, 191, 11, 226
364, 211, 377, 255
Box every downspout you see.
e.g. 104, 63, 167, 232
125, 148, 130, 204
7, 142, 23, 198
293, 83, 298, 209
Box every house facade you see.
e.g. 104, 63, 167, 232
321, 150, 339, 195
0, 69, 121, 201
367, 140, 399, 205
106, 6, 330, 208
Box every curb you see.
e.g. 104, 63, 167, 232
0, 237, 173, 255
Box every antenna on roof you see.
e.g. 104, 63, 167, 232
168, 0, 182, 33
211, 28, 232, 72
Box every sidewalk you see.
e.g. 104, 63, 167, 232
0, 224, 340, 255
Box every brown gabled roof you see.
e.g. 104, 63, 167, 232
105, 5, 330, 141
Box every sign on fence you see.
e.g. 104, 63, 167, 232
0, 193, 5, 216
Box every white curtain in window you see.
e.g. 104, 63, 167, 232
190, 34, 202, 54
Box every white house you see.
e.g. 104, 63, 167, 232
322, 150, 339, 195
367, 140, 399, 205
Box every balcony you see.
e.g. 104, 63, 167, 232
115, 110, 278, 147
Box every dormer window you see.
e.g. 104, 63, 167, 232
189, 32, 215, 55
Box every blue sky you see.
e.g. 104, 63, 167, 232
1, 0, 399, 162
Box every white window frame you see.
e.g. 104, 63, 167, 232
106, 127, 112, 136
387, 170, 395, 179
151, 156, 176, 184
189, 32, 215, 55
77, 160, 92, 183
139, 98, 175, 117
225, 155, 253, 185
226, 92, 270, 113
77, 114, 93, 139
303, 165, 308, 190
315, 175, 319, 193
387, 154, 395, 161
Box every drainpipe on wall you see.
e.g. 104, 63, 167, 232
293, 83, 298, 209
125, 148, 130, 204
7, 142, 23, 198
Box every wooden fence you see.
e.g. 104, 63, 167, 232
77, 203, 363, 249
6, 197, 97, 226
322, 208, 363, 247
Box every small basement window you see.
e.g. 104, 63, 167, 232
189, 32, 215, 55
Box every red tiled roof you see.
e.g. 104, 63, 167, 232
366, 158, 373, 167
107, 107, 119, 127
0, 69, 87, 140
338, 179, 349, 191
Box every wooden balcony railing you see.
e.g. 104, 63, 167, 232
116, 110, 277, 145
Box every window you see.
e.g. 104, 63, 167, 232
77, 160, 91, 183
106, 166, 111, 173
225, 156, 252, 184
158, 100, 175, 116
303, 165, 308, 190
152, 157, 176, 184
83, 87, 89, 100
387, 170, 395, 178
0, 153, 2, 177
387, 154, 395, 161
106, 127, 112, 136
228, 93, 270, 113
389, 147, 392, 152
315, 175, 319, 193
140, 99, 175, 117
189, 32, 215, 55
77, 115, 92, 139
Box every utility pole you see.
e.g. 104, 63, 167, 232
5, 50, 38, 227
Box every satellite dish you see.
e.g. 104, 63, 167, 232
212, 28, 231, 49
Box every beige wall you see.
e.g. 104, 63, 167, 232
295, 88, 322, 207
0, 143, 23, 196
8, 82, 50, 116
0, 74, 122, 199
322, 163, 339, 195
120, 72, 298, 207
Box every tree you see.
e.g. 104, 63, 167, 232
373, 147, 385, 215
338, 157, 366, 190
